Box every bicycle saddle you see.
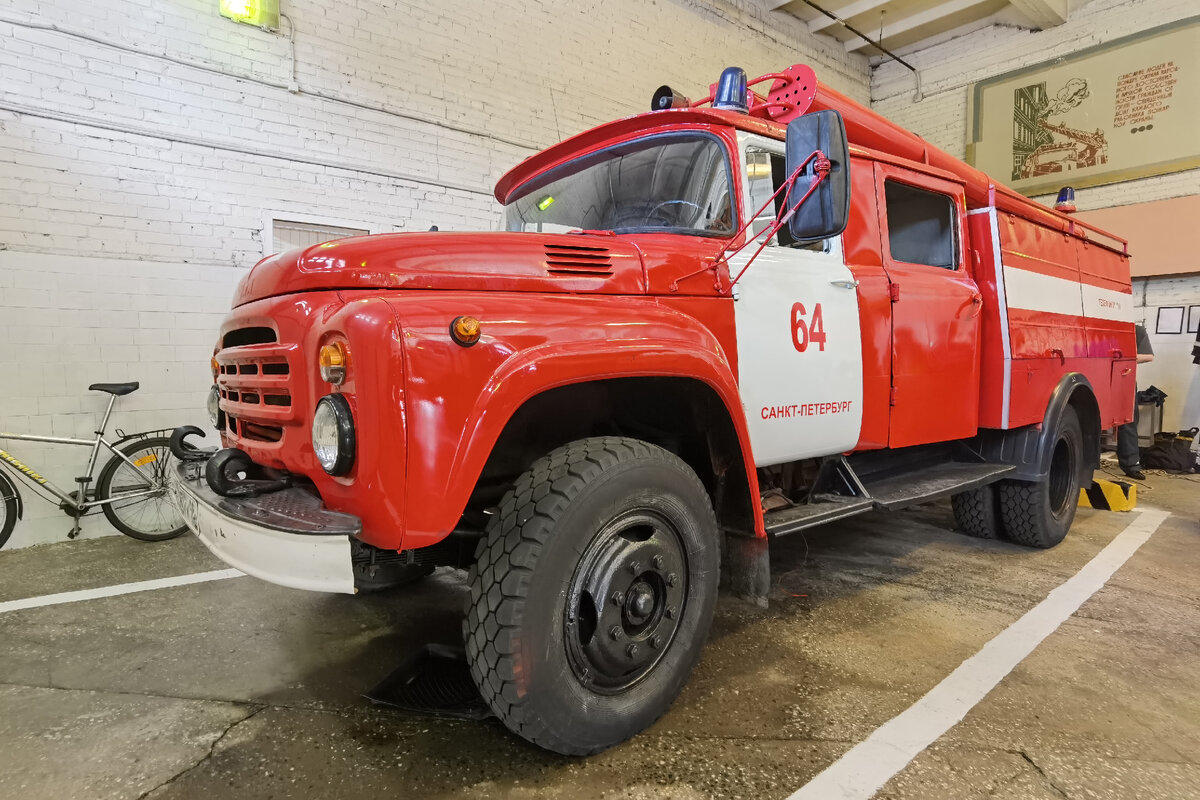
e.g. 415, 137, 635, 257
89, 382, 140, 396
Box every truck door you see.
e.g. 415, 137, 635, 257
730, 136, 864, 467
875, 164, 982, 448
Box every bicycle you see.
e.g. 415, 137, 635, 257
0, 382, 188, 549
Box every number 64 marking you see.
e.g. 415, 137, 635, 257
791, 302, 827, 352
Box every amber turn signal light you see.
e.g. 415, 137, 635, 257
450, 315, 481, 347
210, 356, 220, 379
319, 341, 347, 385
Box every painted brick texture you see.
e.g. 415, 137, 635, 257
870, 0, 1200, 211
0, 0, 868, 546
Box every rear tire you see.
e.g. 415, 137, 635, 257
0, 473, 18, 550
463, 436, 720, 755
997, 407, 1083, 548
951, 485, 1002, 540
97, 437, 188, 542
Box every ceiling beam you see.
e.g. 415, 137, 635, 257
808, 0, 891, 33
1007, 0, 1068, 29
766, 1, 797, 9
842, 0, 994, 51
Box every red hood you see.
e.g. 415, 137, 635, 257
233, 232, 649, 306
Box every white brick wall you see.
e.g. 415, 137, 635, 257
1134, 276, 1200, 435
870, 0, 1200, 211
0, 0, 869, 546
0, 250, 239, 548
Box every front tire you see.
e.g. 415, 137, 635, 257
97, 437, 188, 542
997, 407, 1084, 548
463, 436, 720, 755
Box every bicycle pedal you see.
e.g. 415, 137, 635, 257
67, 526, 81, 539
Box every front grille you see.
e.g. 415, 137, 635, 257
215, 342, 298, 445
544, 243, 613, 277
222, 326, 277, 348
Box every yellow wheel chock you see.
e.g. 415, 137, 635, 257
1078, 479, 1137, 511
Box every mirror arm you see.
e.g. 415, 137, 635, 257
722, 150, 830, 290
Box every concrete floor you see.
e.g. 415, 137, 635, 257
1, 470, 1197, 800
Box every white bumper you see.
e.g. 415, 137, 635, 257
169, 465, 358, 594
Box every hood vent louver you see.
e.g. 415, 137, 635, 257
544, 243, 614, 277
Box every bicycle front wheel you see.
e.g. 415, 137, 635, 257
97, 436, 188, 542
0, 472, 19, 550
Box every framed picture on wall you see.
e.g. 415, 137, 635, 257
1189, 305, 1200, 334
965, 18, 1200, 197
1157, 306, 1185, 334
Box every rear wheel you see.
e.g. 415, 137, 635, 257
997, 407, 1083, 548
463, 436, 720, 755
0, 473, 18, 550
951, 485, 1003, 540
97, 437, 187, 541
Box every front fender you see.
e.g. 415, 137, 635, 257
387, 292, 761, 548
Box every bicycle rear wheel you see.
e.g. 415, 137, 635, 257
0, 472, 18, 550
97, 436, 187, 542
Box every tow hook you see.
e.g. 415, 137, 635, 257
168, 426, 292, 498
169, 426, 214, 462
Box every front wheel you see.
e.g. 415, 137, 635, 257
463, 437, 721, 755
97, 436, 188, 541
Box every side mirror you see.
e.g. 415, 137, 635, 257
784, 110, 850, 242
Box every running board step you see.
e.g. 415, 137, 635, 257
867, 462, 1015, 510
764, 496, 875, 537
766, 462, 1016, 537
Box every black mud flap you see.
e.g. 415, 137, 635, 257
365, 644, 492, 721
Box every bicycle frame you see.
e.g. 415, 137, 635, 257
0, 394, 162, 513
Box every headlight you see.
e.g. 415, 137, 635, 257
207, 385, 222, 428
312, 394, 355, 475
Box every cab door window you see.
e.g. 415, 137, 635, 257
883, 181, 958, 268
745, 146, 825, 251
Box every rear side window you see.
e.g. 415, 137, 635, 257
884, 181, 957, 268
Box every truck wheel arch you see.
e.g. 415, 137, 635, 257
1040, 373, 1101, 483
965, 372, 1100, 483
452, 368, 762, 543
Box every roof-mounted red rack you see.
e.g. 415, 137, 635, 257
653, 65, 819, 126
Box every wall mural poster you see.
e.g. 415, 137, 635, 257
966, 18, 1200, 197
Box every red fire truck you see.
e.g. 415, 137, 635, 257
170, 65, 1135, 755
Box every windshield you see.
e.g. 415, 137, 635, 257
504, 134, 735, 236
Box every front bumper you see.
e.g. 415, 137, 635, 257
169, 462, 361, 594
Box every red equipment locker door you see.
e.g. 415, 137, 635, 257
875, 164, 983, 448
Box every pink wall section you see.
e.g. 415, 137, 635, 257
1076, 195, 1200, 278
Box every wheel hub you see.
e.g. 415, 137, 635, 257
565, 510, 688, 694
624, 582, 655, 625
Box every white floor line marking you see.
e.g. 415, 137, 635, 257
0, 568, 246, 614
787, 506, 1172, 800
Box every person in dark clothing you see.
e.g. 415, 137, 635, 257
1118, 323, 1155, 479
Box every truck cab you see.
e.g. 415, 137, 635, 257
170, 64, 1134, 756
